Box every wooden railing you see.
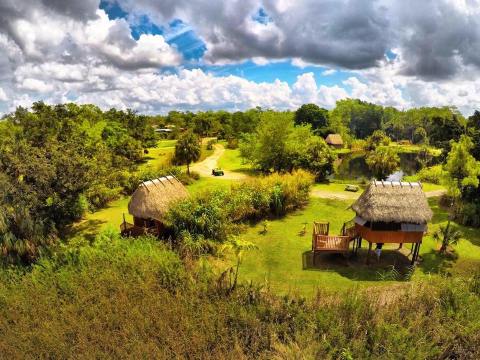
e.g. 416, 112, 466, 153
120, 222, 158, 237
312, 234, 352, 252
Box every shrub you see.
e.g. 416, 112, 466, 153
416, 165, 446, 184
85, 184, 122, 210
206, 139, 216, 150
226, 138, 239, 149
166, 170, 314, 248
350, 139, 366, 152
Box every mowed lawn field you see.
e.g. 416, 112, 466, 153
222, 196, 480, 296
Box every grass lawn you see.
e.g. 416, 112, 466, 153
217, 147, 253, 174
221, 196, 480, 296
389, 143, 442, 156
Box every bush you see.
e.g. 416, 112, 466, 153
85, 184, 122, 210
416, 165, 446, 184
206, 139, 216, 150
226, 138, 239, 149
350, 139, 366, 152
166, 170, 314, 248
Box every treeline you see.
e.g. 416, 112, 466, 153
153, 100, 466, 152
0, 102, 155, 263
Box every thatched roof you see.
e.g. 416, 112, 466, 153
351, 180, 433, 224
325, 134, 343, 145
128, 176, 188, 221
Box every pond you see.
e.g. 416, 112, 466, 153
334, 151, 440, 181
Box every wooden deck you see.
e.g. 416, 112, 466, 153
311, 220, 358, 264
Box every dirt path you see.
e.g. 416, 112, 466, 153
190, 144, 247, 180
311, 188, 446, 200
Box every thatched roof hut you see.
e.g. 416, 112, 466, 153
352, 180, 433, 225
128, 176, 188, 222
325, 134, 343, 147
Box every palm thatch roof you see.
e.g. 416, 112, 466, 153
128, 176, 188, 221
351, 180, 433, 224
325, 134, 343, 145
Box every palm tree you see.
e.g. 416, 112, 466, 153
433, 221, 462, 254
222, 237, 258, 291
174, 131, 201, 175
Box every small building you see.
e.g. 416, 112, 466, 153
121, 176, 188, 237
325, 134, 344, 148
351, 180, 433, 264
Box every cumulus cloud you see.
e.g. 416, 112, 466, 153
1, 0, 480, 115
0, 87, 7, 101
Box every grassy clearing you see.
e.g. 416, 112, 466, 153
217, 147, 253, 174
220, 196, 480, 296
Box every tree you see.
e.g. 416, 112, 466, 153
433, 221, 462, 254
239, 112, 336, 176
221, 237, 258, 291
174, 131, 201, 175
294, 104, 328, 130
365, 130, 391, 151
365, 147, 400, 179
444, 135, 480, 199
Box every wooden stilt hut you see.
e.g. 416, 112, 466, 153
351, 180, 433, 265
120, 176, 188, 237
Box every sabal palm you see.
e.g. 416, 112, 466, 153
222, 237, 257, 291
433, 221, 462, 254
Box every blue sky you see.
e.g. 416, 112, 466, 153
99, 0, 351, 87
0, 0, 479, 115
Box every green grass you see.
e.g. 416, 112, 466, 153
217, 148, 253, 174
222, 196, 480, 296
389, 143, 442, 156
157, 139, 177, 148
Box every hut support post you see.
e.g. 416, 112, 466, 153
366, 242, 372, 265
411, 242, 421, 265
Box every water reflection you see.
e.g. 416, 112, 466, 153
335, 151, 440, 181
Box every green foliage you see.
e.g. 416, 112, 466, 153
166, 171, 314, 249
433, 221, 462, 254
365, 130, 391, 151
444, 135, 480, 198
416, 165, 446, 184
206, 138, 216, 150
1, 248, 479, 358
240, 112, 336, 179
329, 99, 385, 139
0, 103, 157, 263
294, 103, 328, 130
365, 147, 400, 179
174, 131, 201, 174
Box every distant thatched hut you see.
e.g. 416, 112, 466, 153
121, 176, 188, 237
325, 134, 343, 148
351, 180, 433, 264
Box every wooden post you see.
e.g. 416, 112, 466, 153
366, 241, 372, 265
411, 242, 420, 265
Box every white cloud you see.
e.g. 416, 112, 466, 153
0, 88, 7, 101
322, 69, 336, 76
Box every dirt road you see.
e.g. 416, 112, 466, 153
190, 144, 247, 180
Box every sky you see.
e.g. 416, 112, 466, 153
0, 0, 479, 115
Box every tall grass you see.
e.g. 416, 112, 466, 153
0, 232, 479, 358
